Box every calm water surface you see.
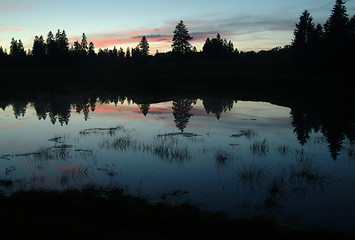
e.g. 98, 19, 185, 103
0, 97, 354, 231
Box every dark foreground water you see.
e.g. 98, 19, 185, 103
0, 95, 354, 231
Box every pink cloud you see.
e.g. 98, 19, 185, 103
74, 27, 171, 48
0, 24, 22, 32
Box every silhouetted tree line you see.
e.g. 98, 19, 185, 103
0, 0, 354, 72
0, 20, 237, 66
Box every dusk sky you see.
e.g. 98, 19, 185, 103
1, 0, 354, 53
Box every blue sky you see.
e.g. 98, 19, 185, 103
1, 0, 354, 53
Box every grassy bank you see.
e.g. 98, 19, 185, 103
0, 187, 354, 240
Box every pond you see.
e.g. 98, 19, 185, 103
0, 94, 354, 231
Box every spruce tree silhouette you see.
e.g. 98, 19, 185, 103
292, 10, 315, 63
55, 30, 69, 57
172, 20, 193, 55
324, 0, 349, 42
10, 38, 25, 57
32, 35, 46, 58
324, 0, 350, 67
88, 42, 95, 57
81, 33, 88, 55
138, 36, 149, 57
46, 31, 57, 57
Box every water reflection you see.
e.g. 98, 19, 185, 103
1, 93, 355, 230
0, 93, 353, 159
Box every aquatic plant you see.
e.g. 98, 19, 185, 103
288, 158, 330, 190
277, 145, 290, 155
231, 161, 269, 189
214, 148, 232, 168
231, 129, 258, 140
151, 136, 191, 161
250, 138, 269, 156
111, 135, 137, 151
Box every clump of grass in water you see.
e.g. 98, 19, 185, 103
231, 129, 258, 140
230, 161, 268, 189
151, 136, 191, 162
112, 135, 137, 151
288, 158, 330, 190
16, 144, 72, 161
277, 145, 290, 155
214, 148, 232, 168
243, 129, 258, 140
239, 164, 267, 184
250, 138, 269, 156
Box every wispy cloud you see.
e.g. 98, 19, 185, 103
0, 27, 22, 32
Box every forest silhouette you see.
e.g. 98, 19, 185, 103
0, 0, 354, 73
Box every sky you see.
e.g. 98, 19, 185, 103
1, 0, 355, 53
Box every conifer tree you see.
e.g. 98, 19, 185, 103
126, 47, 131, 58
138, 36, 149, 56
46, 31, 57, 56
324, 0, 349, 42
32, 35, 46, 57
172, 20, 193, 54
292, 10, 315, 49
88, 42, 95, 56
81, 33, 88, 55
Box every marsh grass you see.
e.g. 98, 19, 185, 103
231, 129, 258, 140
74, 149, 94, 158
288, 158, 330, 190
239, 164, 268, 185
243, 129, 258, 140
250, 138, 269, 156
101, 134, 191, 161
79, 125, 123, 136
277, 145, 291, 155
111, 135, 137, 151
214, 148, 232, 168
231, 160, 269, 189
48, 134, 67, 144
150, 136, 191, 161
16, 144, 72, 161
60, 165, 89, 187
267, 176, 286, 197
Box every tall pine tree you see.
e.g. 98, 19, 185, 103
172, 20, 193, 55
